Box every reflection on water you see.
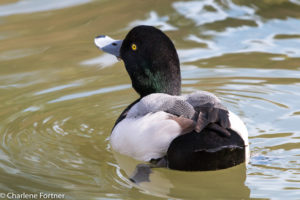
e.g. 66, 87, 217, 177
0, 0, 300, 199
0, 0, 92, 17
174, 0, 300, 61
129, 11, 178, 31
173, 0, 256, 26
113, 152, 250, 199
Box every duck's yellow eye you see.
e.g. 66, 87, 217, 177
131, 43, 137, 51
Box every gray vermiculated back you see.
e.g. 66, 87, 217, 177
126, 91, 228, 119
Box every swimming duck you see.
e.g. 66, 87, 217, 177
94, 25, 249, 171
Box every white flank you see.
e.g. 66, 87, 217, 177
228, 111, 250, 163
110, 111, 182, 161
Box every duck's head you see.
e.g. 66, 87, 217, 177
95, 25, 181, 97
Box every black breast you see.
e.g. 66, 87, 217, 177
167, 128, 246, 171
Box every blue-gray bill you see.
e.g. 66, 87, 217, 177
94, 35, 123, 58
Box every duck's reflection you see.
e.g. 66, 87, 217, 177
113, 152, 250, 199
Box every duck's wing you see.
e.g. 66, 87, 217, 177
195, 104, 231, 136
121, 92, 231, 137
126, 93, 196, 119
126, 93, 198, 134
185, 91, 231, 136
125, 93, 230, 137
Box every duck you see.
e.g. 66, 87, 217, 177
94, 25, 249, 171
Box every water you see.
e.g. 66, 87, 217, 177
0, 0, 300, 199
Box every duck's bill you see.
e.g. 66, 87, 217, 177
94, 35, 123, 59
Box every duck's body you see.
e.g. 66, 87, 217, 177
111, 92, 248, 170
95, 25, 249, 171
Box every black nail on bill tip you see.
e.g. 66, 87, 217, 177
95, 35, 106, 39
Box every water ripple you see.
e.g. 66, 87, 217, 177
0, 0, 92, 17
173, 0, 256, 26
35, 82, 82, 95
129, 11, 178, 31
48, 84, 131, 103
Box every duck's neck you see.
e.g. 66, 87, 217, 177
128, 56, 181, 98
